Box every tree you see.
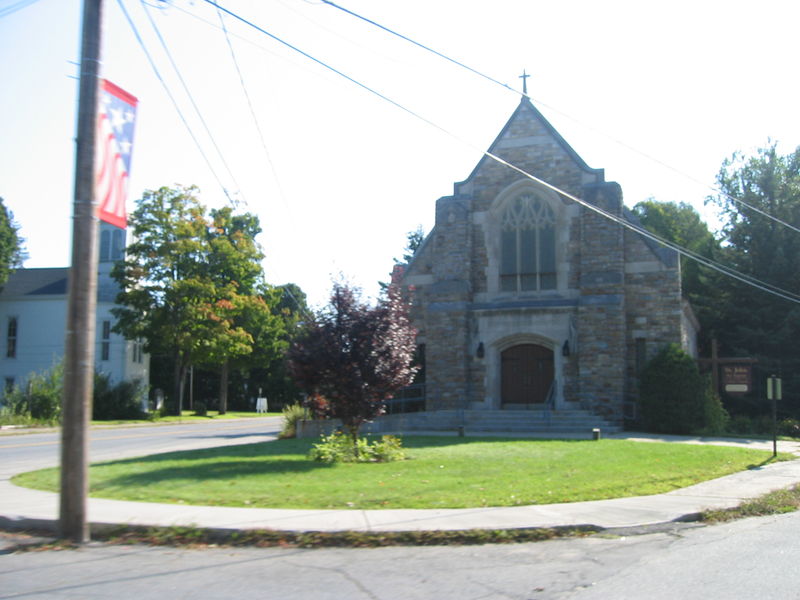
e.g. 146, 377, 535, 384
398, 225, 425, 264
709, 143, 800, 413
288, 282, 417, 451
193, 207, 286, 414
112, 186, 208, 414
112, 185, 285, 415
0, 197, 25, 288
380, 226, 426, 291
253, 283, 310, 409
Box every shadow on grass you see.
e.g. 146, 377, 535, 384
392, 435, 593, 450
96, 436, 593, 469
95, 457, 333, 490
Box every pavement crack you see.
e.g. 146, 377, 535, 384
283, 559, 380, 599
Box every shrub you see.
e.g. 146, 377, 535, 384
370, 434, 406, 462
92, 374, 147, 421
2, 362, 64, 425
639, 344, 729, 435
279, 402, 306, 439
193, 401, 208, 417
309, 432, 406, 463
701, 385, 729, 435
778, 418, 800, 438
728, 414, 755, 434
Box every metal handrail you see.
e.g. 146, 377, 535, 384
540, 380, 556, 426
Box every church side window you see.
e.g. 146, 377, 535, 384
500, 194, 556, 292
101, 320, 111, 361
6, 317, 17, 359
99, 228, 125, 262
111, 229, 124, 260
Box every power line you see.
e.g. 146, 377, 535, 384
215, 4, 288, 212
318, 0, 800, 237
198, 0, 800, 306
140, 0, 248, 207
116, 0, 232, 203
0, 0, 40, 19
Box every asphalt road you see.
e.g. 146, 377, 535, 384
3, 513, 800, 599
4, 419, 800, 599
0, 417, 283, 478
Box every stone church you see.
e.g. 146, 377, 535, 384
398, 96, 697, 428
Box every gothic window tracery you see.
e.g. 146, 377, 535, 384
500, 193, 556, 292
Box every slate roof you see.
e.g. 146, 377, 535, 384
0, 268, 69, 297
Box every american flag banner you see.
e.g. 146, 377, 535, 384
95, 79, 138, 229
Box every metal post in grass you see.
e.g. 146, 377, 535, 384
767, 375, 782, 458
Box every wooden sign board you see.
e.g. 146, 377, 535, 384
722, 364, 751, 394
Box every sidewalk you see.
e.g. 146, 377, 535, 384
3, 434, 800, 534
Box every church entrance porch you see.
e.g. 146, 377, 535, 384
500, 343, 554, 407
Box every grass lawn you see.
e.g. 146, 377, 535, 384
13, 436, 787, 510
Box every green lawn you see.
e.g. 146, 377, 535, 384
13, 437, 786, 510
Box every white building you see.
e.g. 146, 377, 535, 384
0, 223, 148, 393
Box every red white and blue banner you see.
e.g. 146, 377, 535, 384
95, 79, 137, 229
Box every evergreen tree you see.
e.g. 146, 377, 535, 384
709, 144, 800, 413
0, 197, 25, 289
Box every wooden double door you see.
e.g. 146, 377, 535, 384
501, 344, 554, 405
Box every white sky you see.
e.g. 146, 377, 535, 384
1, 0, 799, 307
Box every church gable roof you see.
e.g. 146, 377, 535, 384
456, 97, 604, 193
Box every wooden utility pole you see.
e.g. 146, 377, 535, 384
60, 0, 103, 543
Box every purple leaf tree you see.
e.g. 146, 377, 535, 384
288, 282, 417, 452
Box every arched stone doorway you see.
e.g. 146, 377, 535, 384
501, 344, 554, 406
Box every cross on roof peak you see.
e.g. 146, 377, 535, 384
519, 70, 530, 95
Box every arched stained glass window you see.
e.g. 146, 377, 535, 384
500, 194, 556, 292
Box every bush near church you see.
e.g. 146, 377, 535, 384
639, 344, 728, 435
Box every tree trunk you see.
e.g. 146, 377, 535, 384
218, 360, 229, 415
348, 424, 359, 459
172, 350, 188, 416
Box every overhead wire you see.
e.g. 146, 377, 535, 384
140, 0, 248, 207
198, 0, 800, 306
116, 0, 232, 203
215, 4, 289, 213
318, 0, 800, 236
0, 0, 40, 19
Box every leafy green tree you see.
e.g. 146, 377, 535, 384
193, 207, 286, 414
253, 283, 310, 409
288, 282, 417, 453
111, 185, 209, 414
709, 143, 800, 412
0, 197, 25, 288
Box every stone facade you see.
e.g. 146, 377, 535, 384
401, 98, 695, 424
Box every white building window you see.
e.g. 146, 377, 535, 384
500, 194, 556, 292
132, 338, 144, 364
101, 320, 111, 361
6, 317, 18, 359
100, 228, 125, 262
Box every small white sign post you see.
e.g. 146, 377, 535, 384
767, 375, 783, 457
